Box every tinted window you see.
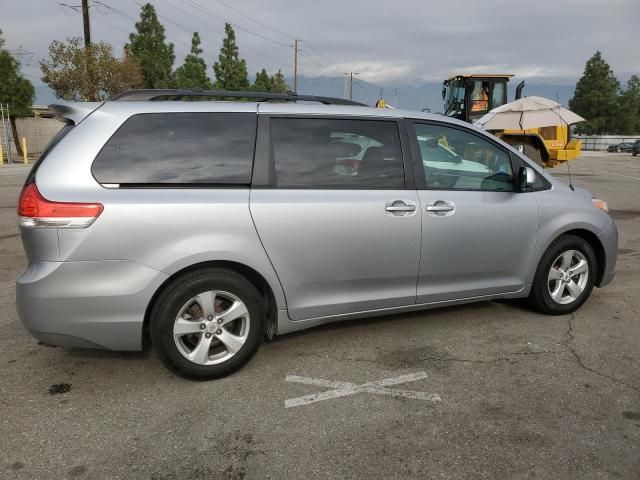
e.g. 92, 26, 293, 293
413, 123, 514, 191
270, 118, 404, 189
92, 113, 256, 184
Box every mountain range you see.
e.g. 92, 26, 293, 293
33, 75, 577, 111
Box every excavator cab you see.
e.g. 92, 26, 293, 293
442, 74, 512, 123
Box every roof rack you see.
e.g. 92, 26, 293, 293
110, 89, 366, 106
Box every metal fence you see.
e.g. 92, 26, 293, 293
0, 103, 15, 164
573, 135, 640, 151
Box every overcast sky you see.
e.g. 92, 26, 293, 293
3, 0, 639, 99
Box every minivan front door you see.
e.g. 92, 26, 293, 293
409, 121, 539, 304
250, 115, 421, 321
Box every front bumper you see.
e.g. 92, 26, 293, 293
597, 219, 618, 287
16, 260, 168, 350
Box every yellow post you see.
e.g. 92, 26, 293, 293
21, 137, 27, 164
0, 141, 3, 166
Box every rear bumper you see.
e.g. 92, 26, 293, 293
16, 260, 167, 350
597, 219, 618, 287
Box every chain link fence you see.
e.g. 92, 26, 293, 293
573, 135, 640, 151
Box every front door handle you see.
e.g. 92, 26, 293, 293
385, 200, 416, 215
426, 201, 455, 215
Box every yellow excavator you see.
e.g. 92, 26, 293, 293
440, 74, 581, 168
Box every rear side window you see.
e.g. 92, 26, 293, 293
92, 113, 256, 185
270, 117, 404, 189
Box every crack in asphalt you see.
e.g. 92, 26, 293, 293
295, 318, 639, 394
0, 233, 19, 240
562, 315, 640, 393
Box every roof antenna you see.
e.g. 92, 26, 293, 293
556, 91, 574, 191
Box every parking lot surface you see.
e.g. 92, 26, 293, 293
1, 152, 639, 479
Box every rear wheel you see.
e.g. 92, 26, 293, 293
151, 268, 264, 379
522, 142, 544, 168
528, 235, 596, 315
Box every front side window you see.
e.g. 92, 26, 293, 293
413, 123, 514, 191
270, 118, 404, 189
92, 112, 256, 184
490, 81, 506, 109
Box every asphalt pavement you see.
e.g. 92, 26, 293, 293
1, 152, 639, 479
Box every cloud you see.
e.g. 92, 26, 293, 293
2, 0, 638, 102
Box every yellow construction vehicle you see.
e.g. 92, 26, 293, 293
441, 74, 581, 168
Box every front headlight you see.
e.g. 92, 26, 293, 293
592, 198, 609, 212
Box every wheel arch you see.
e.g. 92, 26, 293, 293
142, 260, 279, 349
541, 228, 606, 287
501, 133, 550, 162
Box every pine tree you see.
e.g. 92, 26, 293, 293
270, 70, 288, 93
174, 32, 211, 89
569, 52, 620, 135
618, 75, 640, 135
213, 24, 249, 91
0, 29, 35, 158
126, 3, 174, 88
251, 69, 272, 92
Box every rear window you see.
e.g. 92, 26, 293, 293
92, 112, 256, 185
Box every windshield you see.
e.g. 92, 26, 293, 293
444, 80, 465, 117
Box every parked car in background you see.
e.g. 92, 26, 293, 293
633, 140, 640, 156
16, 90, 618, 380
607, 142, 634, 153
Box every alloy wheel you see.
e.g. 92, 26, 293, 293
547, 250, 589, 305
173, 290, 250, 365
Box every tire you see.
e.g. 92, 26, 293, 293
150, 268, 265, 379
523, 142, 544, 168
528, 235, 597, 315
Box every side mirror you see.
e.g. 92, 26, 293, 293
519, 166, 536, 191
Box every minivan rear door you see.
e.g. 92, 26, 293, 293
250, 111, 421, 321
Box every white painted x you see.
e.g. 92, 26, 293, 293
284, 371, 441, 408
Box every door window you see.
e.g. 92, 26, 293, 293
270, 118, 404, 189
413, 123, 514, 191
490, 81, 506, 109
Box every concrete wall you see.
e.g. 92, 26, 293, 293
0, 116, 63, 162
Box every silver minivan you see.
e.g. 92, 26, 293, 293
16, 90, 617, 379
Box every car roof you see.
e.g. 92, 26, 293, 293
92, 100, 459, 124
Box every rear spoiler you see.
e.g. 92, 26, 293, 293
48, 102, 103, 125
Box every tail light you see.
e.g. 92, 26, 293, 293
18, 183, 103, 228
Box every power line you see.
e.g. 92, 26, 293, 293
207, 0, 295, 41
179, 0, 293, 48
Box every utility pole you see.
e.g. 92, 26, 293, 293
293, 39, 298, 93
344, 72, 360, 100
81, 0, 91, 48
394, 88, 398, 107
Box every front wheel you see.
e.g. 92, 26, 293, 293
151, 268, 265, 379
528, 235, 596, 315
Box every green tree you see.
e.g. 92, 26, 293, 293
251, 68, 272, 92
618, 75, 640, 134
0, 29, 35, 159
270, 70, 288, 93
569, 51, 620, 134
213, 23, 249, 91
174, 32, 211, 89
41, 37, 143, 101
126, 3, 174, 88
